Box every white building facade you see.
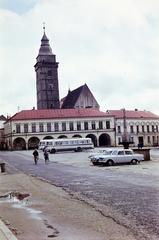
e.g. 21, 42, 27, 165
3, 109, 159, 150
107, 110, 159, 147
4, 109, 115, 150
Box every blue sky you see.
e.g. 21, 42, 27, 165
0, 0, 37, 14
1, 0, 159, 116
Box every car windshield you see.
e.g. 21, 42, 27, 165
111, 150, 118, 155
105, 150, 113, 155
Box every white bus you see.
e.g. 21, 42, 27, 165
38, 138, 94, 153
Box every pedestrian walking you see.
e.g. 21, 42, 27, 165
33, 148, 39, 165
44, 148, 49, 164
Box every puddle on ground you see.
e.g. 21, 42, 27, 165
0, 191, 42, 220
0, 192, 60, 238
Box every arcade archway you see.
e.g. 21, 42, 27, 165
99, 134, 111, 147
86, 134, 97, 147
72, 135, 82, 138
58, 135, 67, 139
13, 138, 26, 150
43, 136, 53, 139
28, 137, 40, 150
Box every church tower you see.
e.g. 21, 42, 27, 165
34, 26, 60, 109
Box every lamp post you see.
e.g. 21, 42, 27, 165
119, 108, 133, 149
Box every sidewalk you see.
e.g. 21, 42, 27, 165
0, 219, 18, 240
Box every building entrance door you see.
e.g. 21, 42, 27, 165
138, 136, 144, 148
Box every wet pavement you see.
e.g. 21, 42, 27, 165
0, 148, 159, 240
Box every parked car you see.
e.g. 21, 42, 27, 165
90, 149, 144, 166
88, 149, 113, 159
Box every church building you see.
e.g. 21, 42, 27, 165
61, 84, 100, 109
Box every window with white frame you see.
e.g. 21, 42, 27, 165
99, 121, 103, 129
147, 136, 151, 143
106, 121, 110, 129
136, 125, 139, 133
117, 126, 121, 133
54, 122, 59, 132
69, 122, 74, 131
24, 124, 28, 133
47, 123, 51, 132
77, 122, 81, 131
84, 122, 88, 130
62, 122, 66, 131
39, 123, 44, 132
130, 125, 134, 133
32, 123, 36, 133
16, 124, 21, 133
91, 121, 96, 130
142, 125, 144, 132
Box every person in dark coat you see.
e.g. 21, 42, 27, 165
44, 148, 49, 164
33, 149, 39, 165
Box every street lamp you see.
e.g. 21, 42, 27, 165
119, 108, 133, 149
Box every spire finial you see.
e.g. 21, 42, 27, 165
43, 22, 45, 33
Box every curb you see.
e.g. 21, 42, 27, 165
0, 219, 18, 240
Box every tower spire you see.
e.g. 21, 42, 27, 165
43, 22, 45, 34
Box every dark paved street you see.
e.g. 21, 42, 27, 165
0, 149, 159, 240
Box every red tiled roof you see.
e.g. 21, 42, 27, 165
106, 110, 159, 119
9, 108, 110, 121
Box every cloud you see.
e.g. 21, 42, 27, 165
1, 0, 159, 116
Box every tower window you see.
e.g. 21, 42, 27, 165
48, 70, 52, 76
48, 84, 53, 89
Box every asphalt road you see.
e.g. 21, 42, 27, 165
0, 148, 159, 240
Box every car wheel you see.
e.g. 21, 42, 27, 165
107, 159, 114, 166
131, 159, 138, 165
77, 147, 82, 152
92, 162, 98, 166
50, 149, 56, 154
